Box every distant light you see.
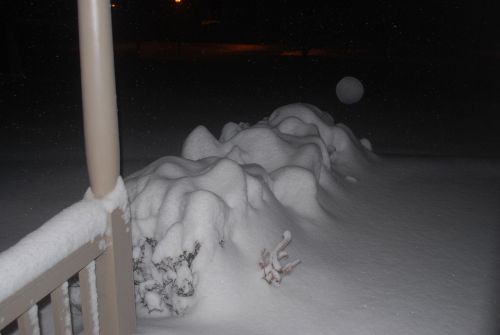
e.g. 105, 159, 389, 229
174, 0, 182, 3
201, 19, 221, 26
111, 2, 117, 8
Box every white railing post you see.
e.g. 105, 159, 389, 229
77, 0, 136, 333
78, 0, 119, 196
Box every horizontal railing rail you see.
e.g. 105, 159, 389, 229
0, 209, 136, 335
0, 236, 106, 332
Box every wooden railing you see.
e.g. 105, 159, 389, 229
0, 210, 136, 334
1, 0, 137, 333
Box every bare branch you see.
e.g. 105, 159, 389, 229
260, 231, 300, 286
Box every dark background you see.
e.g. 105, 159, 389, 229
1, 0, 500, 162
1, 3, 499, 330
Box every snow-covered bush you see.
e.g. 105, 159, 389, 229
133, 238, 201, 315
126, 103, 375, 317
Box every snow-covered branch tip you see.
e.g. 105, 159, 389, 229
259, 230, 301, 286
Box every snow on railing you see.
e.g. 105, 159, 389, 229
0, 178, 134, 334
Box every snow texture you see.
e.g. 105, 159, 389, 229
1, 100, 496, 335
128, 103, 500, 335
85, 261, 99, 335
60, 281, 72, 335
27, 305, 40, 335
126, 103, 376, 317
0, 177, 127, 303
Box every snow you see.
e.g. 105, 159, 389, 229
60, 281, 72, 335
259, 230, 301, 285
127, 102, 372, 317
0, 177, 127, 302
125, 103, 500, 334
26, 305, 39, 335
84, 177, 129, 216
1, 102, 499, 334
84, 261, 99, 335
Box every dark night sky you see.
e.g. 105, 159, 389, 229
2, 1, 500, 157
2, 1, 500, 50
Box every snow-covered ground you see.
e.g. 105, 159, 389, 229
123, 103, 500, 335
1, 51, 500, 334
1, 101, 500, 334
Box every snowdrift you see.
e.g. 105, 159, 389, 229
126, 103, 377, 318
126, 103, 499, 334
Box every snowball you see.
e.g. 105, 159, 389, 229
336, 76, 364, 104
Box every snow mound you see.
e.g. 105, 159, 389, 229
0, 178, 127, 302
126, 103, 376, 317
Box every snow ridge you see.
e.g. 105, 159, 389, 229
0, 177, 127, 302
126, 103, 375, 316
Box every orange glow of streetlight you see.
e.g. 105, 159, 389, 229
174, 0, 182, 3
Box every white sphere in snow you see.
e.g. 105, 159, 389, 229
336, 76, 364, 104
